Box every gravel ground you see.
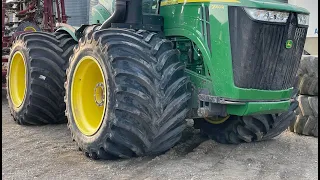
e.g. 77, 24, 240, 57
2, 90, 318, 180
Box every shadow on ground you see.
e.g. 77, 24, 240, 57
2, 89, 318, 180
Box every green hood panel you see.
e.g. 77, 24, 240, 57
161, 0, 309, 14
233, 0, 309, 14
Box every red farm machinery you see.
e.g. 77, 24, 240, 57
2, 0, 67, 87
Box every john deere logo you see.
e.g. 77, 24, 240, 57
286, 40, 293, 49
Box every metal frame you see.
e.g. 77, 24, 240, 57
2, 0, 67, 88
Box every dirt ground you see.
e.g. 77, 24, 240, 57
2, 90, 318, 180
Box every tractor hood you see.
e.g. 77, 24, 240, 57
228, 0, 310, 14
162, 0, 309, 14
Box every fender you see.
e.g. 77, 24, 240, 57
90, 3, 111, 24
55, 23, 79, 41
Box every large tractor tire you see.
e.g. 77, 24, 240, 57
196, 101, 298, 144
6, 31, 77, 125
65, 29, 191, 159
297, 56, 318, 96
288, 55, 318, 137
289, 96, 318, 137
15, 21, 41, 32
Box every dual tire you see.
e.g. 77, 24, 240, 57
7, 29, 192, 158
6, 31, 77, 125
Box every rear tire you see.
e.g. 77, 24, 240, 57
65, 29, 191, 159
6, 31, 76, 125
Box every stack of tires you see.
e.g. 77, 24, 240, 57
289, 55, 318, 137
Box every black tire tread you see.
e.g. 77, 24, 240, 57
7, 31, 76, 125
199, 102, 297, 144
66, 29, 191, 159
289, 95, 318, 137
298, 55, 318, 96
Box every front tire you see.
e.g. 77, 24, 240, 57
65, 29, 191, 159
197, 102, 298, 144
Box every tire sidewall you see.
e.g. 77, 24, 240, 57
7, 40, 32, 117
67, 41, 116, 149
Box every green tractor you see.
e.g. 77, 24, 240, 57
6, 0, 309, 159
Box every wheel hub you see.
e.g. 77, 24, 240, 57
23, 26, 37, 32
94, 82, 105, 107
71, 56, 107, 136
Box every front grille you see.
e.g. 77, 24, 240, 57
229, 7, 307, 90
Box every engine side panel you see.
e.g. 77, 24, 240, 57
160, 3, 304, 115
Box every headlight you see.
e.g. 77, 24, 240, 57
244, 8, 289, 23
297, 14, 309, 26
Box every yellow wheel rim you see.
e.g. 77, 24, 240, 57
23, 26, 36, 32
9, 51, 27, 108
204, 115, 230, 124
71, 56, 106, 136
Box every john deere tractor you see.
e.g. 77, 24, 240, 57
7, 0, 309, 159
